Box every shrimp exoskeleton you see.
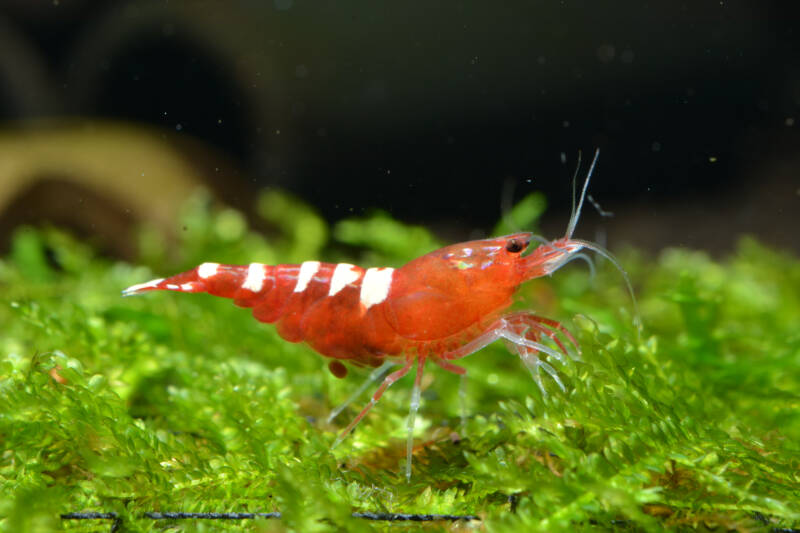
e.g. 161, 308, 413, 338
123, 149, 638, 479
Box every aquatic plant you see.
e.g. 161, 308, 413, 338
1, 191, 798, 531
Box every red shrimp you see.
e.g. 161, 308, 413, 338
123, 150, 637, 479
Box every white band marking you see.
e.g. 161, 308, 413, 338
197, 262, 219, 279
242, 263, 266, 292
294, 261, 320, 293
360, 267, 394, 308
121, 277, 165, 296
329, 263, 360, 296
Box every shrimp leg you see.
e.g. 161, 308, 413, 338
430, 357, 469, 430
503, 311, 580, 357
437, 312, 578, 396
405, 355, 427, 480
500, 313, 579, 395
331, 356, 428, 480
327, 362, 395, 423
332, 358, 414, 449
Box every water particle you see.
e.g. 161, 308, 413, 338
597, 44, 616, 63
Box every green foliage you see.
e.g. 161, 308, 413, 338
492, 191, 547, 237
334, 209, 441, 265
1, 190, 799, 532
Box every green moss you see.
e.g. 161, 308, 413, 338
1, 191, 798, 532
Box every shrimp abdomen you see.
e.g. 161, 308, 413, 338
122, 261, 403, 361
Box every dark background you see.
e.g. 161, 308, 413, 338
0, 0, 798, 255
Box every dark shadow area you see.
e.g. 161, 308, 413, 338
0, 1, 797, 253
89, 34, 251, 163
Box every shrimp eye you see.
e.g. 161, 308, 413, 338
505, 239, 525, 253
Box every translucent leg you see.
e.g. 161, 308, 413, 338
327, 362, 395, 423
503, 313, 576, 395
436, 312, 578, 397
332, 359, 414, 449
538, 360, 565, 391
459, 373, 468, 430
438, 314, 577, 363
405, 356, 426, 481
504, 311, 580, 356
518, 348, 546, 394
517, 348, 566, 395
440, 327, 506, 361
430, 357, 466, 375
430, 357, 468, 433
525, 314, 580, 356
498, 329, 568, 366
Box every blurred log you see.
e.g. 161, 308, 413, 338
0, 120, 255, 260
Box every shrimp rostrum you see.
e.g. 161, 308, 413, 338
123, 150, 636, 479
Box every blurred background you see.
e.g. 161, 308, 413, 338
0, 0, 797, 260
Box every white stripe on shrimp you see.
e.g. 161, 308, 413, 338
121, 278, 165, 296
360, 267, 394, 309
242, 263, 266, 292
294, 261, 321, 293
197, 262, 219, 279
329, 263, 360, 296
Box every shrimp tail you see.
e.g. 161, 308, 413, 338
122, 262, 265, 301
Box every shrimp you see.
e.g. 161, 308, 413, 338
123, 150, 637, 479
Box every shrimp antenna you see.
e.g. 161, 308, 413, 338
570, 237, 642, 334
566, 148, 600, 239
569, 150, 582, 229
